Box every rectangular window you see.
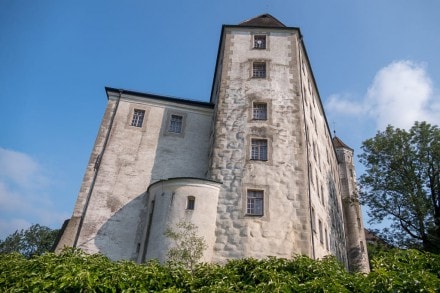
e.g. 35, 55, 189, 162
168, 114, 183, 133
131, 109, 145, 127
325, 228, 329, 250
319, 220, 323, 244
247, 190, 264, 216
311, 207, 316, 232
254, 35, 266, 49
251, 139, 268, 161
253, 62, 266, 78
252, 103, 267, 120
186, 196, 195, 210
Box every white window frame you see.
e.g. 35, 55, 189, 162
168, 114, 183, 133
251, 139, 268, 161
131, 109, 145, 127
246, 190, 264, 216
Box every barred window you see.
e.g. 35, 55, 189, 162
168, 114, 183, 133
253, 62, 266, 78
254, 35, 266, 49
247, 190, 264, 216
131, 109, 145, 127
251, 139, 267, 161
253, 103, 267, 120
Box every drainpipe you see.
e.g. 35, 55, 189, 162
73, 90, 123, 247
298, 35, 315, 259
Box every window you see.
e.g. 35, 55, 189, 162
251, 139, 267, 161
318, 220, 323, 244
247, 190, 264, 216
325, 228, 329, 250
253, 62, 266, 78
321, 186, 325, 206
311, 207, 316, 232
168, 114, 183, 133
186, 196, 195, 210
254, 35, 266, 49
131, 109, 145, 127
252, 103, 267, 120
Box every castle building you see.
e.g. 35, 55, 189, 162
56, 14, 370, 273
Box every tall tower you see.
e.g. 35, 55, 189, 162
208, 14, 351, 266
333, 137, 370, 273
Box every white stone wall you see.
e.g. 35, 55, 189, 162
58, 91, 213, 261
141, 178, 221, 263
209, 27, 312, 262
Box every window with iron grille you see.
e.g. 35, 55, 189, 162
253, 62, 266, 78
251, 139, 267, 161
131, 109, 145, 127
254, 35, 266, 49
247, 190, 264, 216
168, 114, 183, 133
253, 103, 267, 120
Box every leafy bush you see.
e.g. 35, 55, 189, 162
1, 248, 439, 292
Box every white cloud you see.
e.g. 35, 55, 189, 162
326, 60, 440, 130
0, 148, 67, 239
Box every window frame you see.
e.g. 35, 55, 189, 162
164, 111, 187, 137
252, 61, 266, 78
131, 109, 145, 128
250, 138, 268, 161
252, 102, 268, 120
186, 196, 195, 210
253, 35, 267, 49
246, 189, 264, 216
168, 114, 183, 133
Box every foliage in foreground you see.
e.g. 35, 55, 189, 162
1, 248, 440, 292
0, 224, 59, 258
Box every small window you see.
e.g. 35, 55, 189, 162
131, 109, 145, 127
252, 62, 266, 78
325, 228, 329, 250
253, 103, 267, 120
318, 220, 323, 244
311, 207, 316, 232
186, 196, 195, 210
254, 35, 266, 49
168, 114, 183, 133
247, 190, 264, 216
251, 139, 268, 161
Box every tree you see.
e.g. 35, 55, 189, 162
359, 121, 440, 252
164, 220, 207, 272
0, 224, 59, 258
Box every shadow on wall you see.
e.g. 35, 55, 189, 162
95, 192, 147, 261
326, 172, 347, 266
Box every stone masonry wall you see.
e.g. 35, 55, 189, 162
209, 28, 312, 262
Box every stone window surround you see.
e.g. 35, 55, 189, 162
126, 104, 150, 132
242, 184, 270, 220
246, 134, 272, 164
186, 196, 195, 210
163, 110, 187, 138
247, 95, 273, 125
250, 32, 270, 51
249, 59, 271, 80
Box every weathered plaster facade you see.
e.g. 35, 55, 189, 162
56, 14, 369, 272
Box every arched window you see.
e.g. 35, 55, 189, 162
186, 196, 195, 210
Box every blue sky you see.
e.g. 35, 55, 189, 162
1, 0, 439, 239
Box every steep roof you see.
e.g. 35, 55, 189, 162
332, 136, 354, 151
239, 13, 286, 28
